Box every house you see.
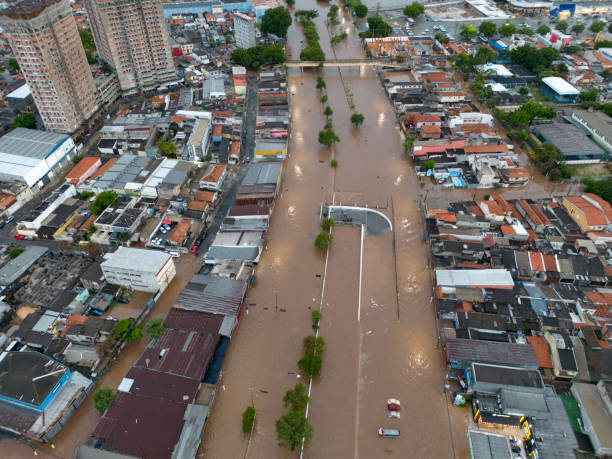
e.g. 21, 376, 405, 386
562, 194, 612, 232
152, 94, 170, 108
515, 200, 550, 233
65, 157, 102, 185
500, 168, 530, 186
543, 330, 578, 381
420, 124, 442, 139
199, 164, 227, 191
445, 338, 539, 370
448, 112, 494, 129
478, 200, 505, 223
64, 316, 115, 346
80, 262, 105, 291
405, 113, 442, 130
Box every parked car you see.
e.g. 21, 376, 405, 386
5, 216, 14, 224
191, 245, 198, 254
14, 234, 25, 239
378, 428, 400, 439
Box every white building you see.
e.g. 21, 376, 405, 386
449, 112, 494, 129
185, 119, 211, 162
100, 247, 176, 293
233, 11, 256, 49
0, 128, 77, 188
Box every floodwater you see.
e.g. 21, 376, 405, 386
202, 3, 470, 458
0, 254, 203, 459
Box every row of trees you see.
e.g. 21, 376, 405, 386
298, 15, 325, 61
554, 19, 607, 35
316, 76, 340, 153
231, 44, 286, 69
315, 217, 334, 250
274, 309, 324, 450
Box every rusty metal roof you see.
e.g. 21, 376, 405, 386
135, 328, 218, 380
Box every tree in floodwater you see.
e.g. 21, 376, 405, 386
314, 231, 332, 250
318, 128, 339, 147
350, 111, 364, 128
276, 410, 313, 451
316, 76, 326, 91
282, 383, 309, 413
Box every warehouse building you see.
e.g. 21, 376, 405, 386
0, 128, 77, 188
532, 122, 606, 164
540, 77, 579, 103
101, 247, 176, 293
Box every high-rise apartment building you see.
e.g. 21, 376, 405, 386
0, 0, 99, 133
233, 11, 256, 49
84, 0, 176, 94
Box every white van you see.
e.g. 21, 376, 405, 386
168, 251, 180, 258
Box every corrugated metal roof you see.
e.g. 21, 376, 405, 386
92, 392, 187, 458
436, 269, 513, 287
124, 367, 200, 404
0, 128, 69, 159
468, 430, 512, 459
173, 274, 246, 317
135, 328, 218, 380
164, 308, 223, 334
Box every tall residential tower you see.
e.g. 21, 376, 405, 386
0, 0, 99, 133
233, 11, 256, 50
84, 0, 176, 94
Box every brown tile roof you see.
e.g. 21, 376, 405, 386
421, 124, 442, 134
188, 200, 208, 212
526, 336, 553, 368
584, 193, 612, 223
195, 190, 215, 202
508, 168, 530, 179
492, 194, 512, 213
167, 219, 191, 244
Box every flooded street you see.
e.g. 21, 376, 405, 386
0, 254, 203, 459
203, 3, 468, 458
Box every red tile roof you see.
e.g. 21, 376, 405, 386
528, 251, 545, 272
195, 190, 215, 202
202, 165, 226, 184
565, 196, 607, 227
526, 336, 553, 368
66, 156, 101, 183
421, 124, 442, 134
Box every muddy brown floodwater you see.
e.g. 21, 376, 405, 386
0, 255, 203, 459
202, 3, 473, 459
